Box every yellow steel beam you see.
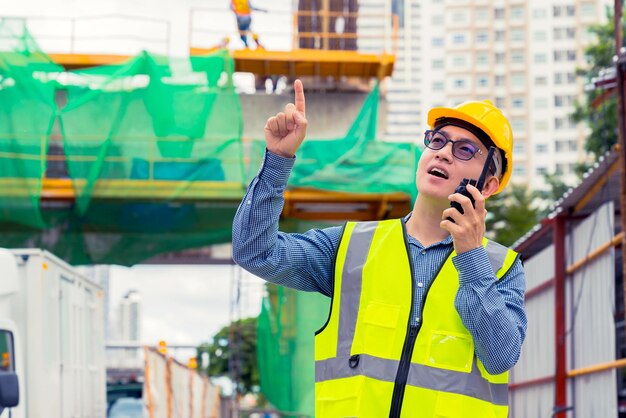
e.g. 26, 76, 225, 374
48, 49, 394, 80
48, 53, 131, 69
8, 178, 411, 221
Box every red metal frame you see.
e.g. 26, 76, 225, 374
554, 215, 567, 416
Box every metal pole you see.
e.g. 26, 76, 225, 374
553, 215, 567, 417
614, 0, 626, 368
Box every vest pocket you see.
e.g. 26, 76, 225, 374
426, 330, 474, 373
362, 301, 401, 358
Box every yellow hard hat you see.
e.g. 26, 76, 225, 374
427, 100, 513, 194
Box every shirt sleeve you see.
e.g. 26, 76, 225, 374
452, 247, 527, 375
232, 150, 341, 297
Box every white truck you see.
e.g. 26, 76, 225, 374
0, 249, 106, 418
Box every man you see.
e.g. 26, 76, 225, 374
232, 80, 527, 417
230, 0, 267, 48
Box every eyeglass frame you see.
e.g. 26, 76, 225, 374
423, 129, 485, 161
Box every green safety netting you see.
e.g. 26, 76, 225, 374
53, 50, 244, 264
257, 284, 330, 417
0, 19, 60, 229
0, 19, 421, 266
249, 83, 421, 202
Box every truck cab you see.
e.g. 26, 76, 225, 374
0, 248, 23, 418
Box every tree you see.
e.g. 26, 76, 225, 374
197, 317, 260, 394
572, 9, 624, 158
486, 184, 540, 247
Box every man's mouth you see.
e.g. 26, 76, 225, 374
428, 167, 449, 179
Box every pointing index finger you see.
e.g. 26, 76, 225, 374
294, 79, 305, 116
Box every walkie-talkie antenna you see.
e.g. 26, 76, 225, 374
476, 146, 496, 192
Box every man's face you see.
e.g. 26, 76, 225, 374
416, 125, 492, 204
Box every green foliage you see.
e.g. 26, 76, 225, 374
572, 9, 624, 158
487, 184, 540, 247
197, 317, 259, 394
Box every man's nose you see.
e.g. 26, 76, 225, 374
435, 141, 454, 161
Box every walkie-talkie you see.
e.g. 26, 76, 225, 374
448, 146, 496, 222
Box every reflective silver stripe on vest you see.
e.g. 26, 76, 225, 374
407, 361, 508, 406
336, 221, 378, 357
485, 240, 509, 276
316, 353, 398, 383
315, 355, 508, 406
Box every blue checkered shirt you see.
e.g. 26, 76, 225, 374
233, 150, 527, 375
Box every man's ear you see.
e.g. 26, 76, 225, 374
482, 176, 500, 199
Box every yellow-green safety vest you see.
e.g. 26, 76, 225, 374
315, 219, 519, 418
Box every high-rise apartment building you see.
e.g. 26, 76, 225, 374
360, 0, 611, 191
117, 289, 142, 343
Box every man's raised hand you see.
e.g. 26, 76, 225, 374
264, 79, 308, 158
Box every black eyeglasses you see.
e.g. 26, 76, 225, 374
423, 130, 484, 161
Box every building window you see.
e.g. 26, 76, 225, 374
494, 7, 505, 19
513, 166, 526, 176
475, 7, 489, 20
535, 76, 548, 85
476, 53, 489, 65
495, 75, 506, 86
555, 95, 576, 107
494, 30, 506, 42
511, 118, 526, 132
452, 34, 466, 44
433, 81, 445, 91
534, 54, 548, 63
432, 38, 444, 46
511, 73, 525, 87
512, 119, 526, 131
495, 52, 506, 64
581, 3, 595, 17
477, 76, 489, 88
511, 29, 524, 42
533, 8, 547, 18
566, 5, 576, 16
554, 117, 576, 129
432, 59, 444, 68
554, 50, 576, 62
453, 79, 466, 88
536, 143, 548, 153
476, 31, 489, 43
535, 120, 549, 130
512, 97, 524, 108
495, 97, 506, 108
535, 97, 548, 108
554, 27, 577, 40
555, 163, 564, 175
452, 55, 467, 66
536, 166, 548, 175
510, 6, 524, 20
513, 142, 525, 154
511, 51, 524, 64
452, 11, 468, 22
533, 31, 547, 41
554, 72, 577, 85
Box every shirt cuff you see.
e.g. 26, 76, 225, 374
258, 149, 296, 186
452, 246, 493, 285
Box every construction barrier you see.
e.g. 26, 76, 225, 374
144, 347, 220, 418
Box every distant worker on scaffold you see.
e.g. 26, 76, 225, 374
230, 0, 267, 48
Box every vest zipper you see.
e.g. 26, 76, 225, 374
389, 324, 419, 418
389, 220, 453, 418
